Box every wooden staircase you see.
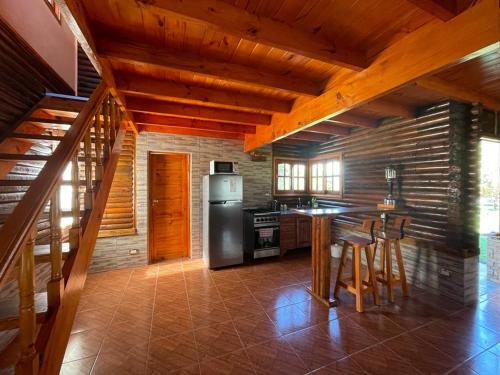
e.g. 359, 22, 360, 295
0, 83, 126, 374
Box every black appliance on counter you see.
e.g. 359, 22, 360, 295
243, 208, 280, 259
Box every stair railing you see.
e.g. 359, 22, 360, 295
0, 82, 127, 374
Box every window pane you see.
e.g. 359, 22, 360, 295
325, 161, 333, 176
284, 177, 291, 190
298, 178, 305, 191
298, 164, 305, 177
284, 163, 291, 176
311, 164, 317, 177
62, 162, 72, 181
317, 177, 324, 191
333, 177, 340, 191
333, 160, 340, 175
60, 185, 72, 211
311, 178, 317, 191
277, 163, 284, 176
326, 177, 333, 191
277, 177, 284, 190
317, 163, 324, 177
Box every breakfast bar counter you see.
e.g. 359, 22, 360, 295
293, 206, 406, 307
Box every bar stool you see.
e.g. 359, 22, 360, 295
334, 219, 380, 312
373, 216, 411, 302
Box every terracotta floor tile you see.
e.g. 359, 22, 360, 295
312, 357, 366, 374
148, 332, 199, 374
60, 356, 96, 375
77, 290, 123, 312
245, 338, 308, 375
190, 301, 232, 328
232, 312, 282, 347
349, 309, 406, 340
63, 329, 106, 363
151, 310, 193, 339
223, 294, 266, 320
215, 281, 250, 300
113, 301, 154, 324
199, 349, 255, 375
464, 350, 500, 375
194, 321, 244, 361
284, 324, 347, 371
103, 319, 151, 350
93, 342, 148, 375
318, 317, 379, 355
350, 344, 422, 375
383, 332, 458, 374
71, 306, 116, 334
187, 285, 222, 304
266, 303, 314, 335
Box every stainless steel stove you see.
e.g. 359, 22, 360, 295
243, 208, 281, 259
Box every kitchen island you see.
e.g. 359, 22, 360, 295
294, 206, 406, 307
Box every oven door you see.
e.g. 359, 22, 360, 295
253, 224, 280, 258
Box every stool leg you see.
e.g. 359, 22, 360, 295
365, 245, 379, 306
354, 245, 363, 312
378, 239, 385, 281
385, 240, 394, 303
395, 239, 409, 297
334, 242, 348, 298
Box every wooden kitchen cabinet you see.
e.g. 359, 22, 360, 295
280, 215, 311, 256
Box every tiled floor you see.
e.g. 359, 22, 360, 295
61, 253, 500, 375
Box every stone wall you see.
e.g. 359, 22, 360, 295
90, 132, 272, 272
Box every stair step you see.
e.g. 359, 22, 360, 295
0, 179, 35, 186
0, 293, 48, 331
0, 154, 50, 162
26, 117, 73, 125
38, 94, 87, 113
10, 133, 64, 142
34, 242, 71, 264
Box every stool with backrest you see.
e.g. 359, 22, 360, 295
333, 218, 381, 312
373, 215, 411, 302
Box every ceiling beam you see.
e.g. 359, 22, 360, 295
115, 73, 291, 114
135, 0, 367, 70
307, 123, 351, 136
133, 113, 256, 134
56, 0, 138, 134
326, 113, 378, 128
98, 38, 321, 97
361, 99, 416, 119
406, 0, 459, 21
416, 76, 500, 111
126, 97, 271, 126
139, 124, 244, 140
288, 132, 328, 142
244, 0, 499, 151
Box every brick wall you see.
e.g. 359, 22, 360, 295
90, 132, 272, 272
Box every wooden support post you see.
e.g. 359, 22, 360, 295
109, 97, 116, 146
102, 97, 110, 160
16, 228, 39, 374
94, 106, 103, 181
307, 216, 337, 307
69, 154, 80, 252
83, 127, 93, 210
47, 189, 64, 311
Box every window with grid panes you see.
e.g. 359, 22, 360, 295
309, 153, 342, 196
274, 158, 307, 194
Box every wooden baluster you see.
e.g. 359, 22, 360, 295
94, 106, 103, 181
102, 97, 110, 160
83, 125, 93, 210
47, 189, 63, 311
16, 228, 39, 374
109, 97, 116, 147
69, 154, 80, 252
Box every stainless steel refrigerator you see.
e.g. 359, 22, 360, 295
203, 174, 243, 268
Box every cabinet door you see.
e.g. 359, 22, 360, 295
280, 216, 297, 254
296, 217, 312, 247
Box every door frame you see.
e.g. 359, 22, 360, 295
147, 151, 191, 263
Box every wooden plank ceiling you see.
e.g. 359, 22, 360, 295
61, 0, 499, 147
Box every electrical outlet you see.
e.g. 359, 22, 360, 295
440, 268, 452, 277
129, 249, 139, 255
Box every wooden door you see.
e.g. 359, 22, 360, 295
149, 152, 190, 261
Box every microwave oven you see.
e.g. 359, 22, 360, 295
209, 160, 239, 175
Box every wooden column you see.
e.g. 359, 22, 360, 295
69, 154, 80, 252
47, 189, 64, 311
83, 126, 93, 210
102, 97, 110, 160
94, 106, 103, 181
306, 216, 337, 307
16, 228, 39, 374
